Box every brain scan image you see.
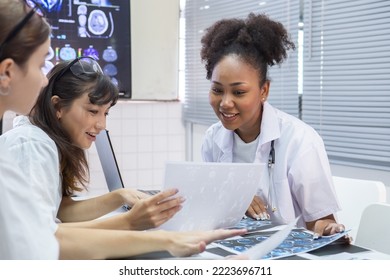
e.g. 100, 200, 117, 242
79, 14, 87, 27
90, 0, 112, 6
83, 45, 99, 60
77, 5, 87, 15
103, 63, 118, 76
78, 26, 87, 38
102, 46, 118, 62
212, 218, 350, 259
38, 0, 63, 12
41, 0, 130, 96
59, 44, 77, 61
110, 77, 118, 86
88, 9, 109, 35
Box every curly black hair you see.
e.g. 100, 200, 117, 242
200, 13, 295, 85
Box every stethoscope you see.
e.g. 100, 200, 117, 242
267, 140, 277, 213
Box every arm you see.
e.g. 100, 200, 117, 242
288, 133, 342, 233
59, 189, 185, 230
58, 188, 150, 222
56, 226, 247, 259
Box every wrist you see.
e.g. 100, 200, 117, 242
156, 230, 174, 252
113, 188, 127, 206
141, 230, 172, 252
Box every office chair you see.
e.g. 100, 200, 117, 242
332, 176, 387, 241
355, 203, 390, 255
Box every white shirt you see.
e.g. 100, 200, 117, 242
0, 116, 62, 257
0, 118, 59, 259
202, 102, 341, 227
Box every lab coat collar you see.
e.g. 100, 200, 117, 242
214, 123, 234, 162
259, 102, 281, 145
213, 102, 281, 161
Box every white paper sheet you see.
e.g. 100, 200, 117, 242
158, 161, 265, 231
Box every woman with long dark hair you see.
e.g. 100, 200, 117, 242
1, 57, 246, 259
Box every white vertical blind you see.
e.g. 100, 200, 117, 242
302, 0, 390, 171
183, 0, 300, 126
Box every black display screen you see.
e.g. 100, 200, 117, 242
39, 0, 131, 98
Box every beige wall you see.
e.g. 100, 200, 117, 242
131, 0, 180, 100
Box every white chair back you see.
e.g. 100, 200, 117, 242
332, 176, 386, 241
355, 203, 390, 255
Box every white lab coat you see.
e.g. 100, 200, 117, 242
202, 102, 340, 227
0, 118, 59, 259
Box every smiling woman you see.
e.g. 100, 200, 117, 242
200, 13, 348, 240
0, 57, 246, 259
30, 56, 119, 195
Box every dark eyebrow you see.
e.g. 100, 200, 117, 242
211, 81, 246, 87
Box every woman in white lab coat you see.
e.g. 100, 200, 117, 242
200, 13, 345, 237
0, 57, 246, 259
0, 0, 59, 259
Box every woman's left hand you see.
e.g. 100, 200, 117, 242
308, 215, 352, 244
313, 219, 345, 236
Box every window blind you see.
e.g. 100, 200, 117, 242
183, 0, 300, 126
302, 0, 390, 171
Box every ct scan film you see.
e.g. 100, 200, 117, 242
40, 0, 131, 98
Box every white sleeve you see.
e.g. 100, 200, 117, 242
7, 132, 62, 235
0, 147, 59, 259
290, 140, 340, 222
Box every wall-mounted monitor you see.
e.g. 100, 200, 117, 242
39, 0, 131, 98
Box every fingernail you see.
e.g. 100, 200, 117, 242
258, 213, 264, 220
339, 226, 344, 232
262, 212, 270, 220
313, 233, 320, 240
259, 213, 266, 220
254, 214, 261, 221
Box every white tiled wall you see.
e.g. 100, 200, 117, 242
87, 100, 186, 196
2, 101, 186, 197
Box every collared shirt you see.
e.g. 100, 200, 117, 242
0, 116, 62, 242
0, 120, 59, 259
202, 102, 340, 227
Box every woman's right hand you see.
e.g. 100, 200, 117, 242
246, 195, 270, 220
124, 188, 185, 230
163, 228, 247, 257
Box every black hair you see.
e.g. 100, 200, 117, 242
200, 13, 295, 86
